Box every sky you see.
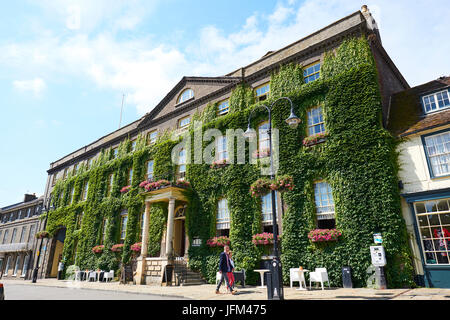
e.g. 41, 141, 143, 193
0, 0, 449, 207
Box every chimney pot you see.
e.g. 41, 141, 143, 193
361, 5, 368, 12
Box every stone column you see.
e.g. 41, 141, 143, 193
136, 201, 151, 285
141, 202, 151, 257
165, 197, 176, 260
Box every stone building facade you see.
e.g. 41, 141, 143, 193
38, 6, 414, 287
0, 194, 43, 280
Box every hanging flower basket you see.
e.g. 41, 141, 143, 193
120, 185, 131, 194
210, 159, 228, 169
206, 236, 230, 247
302, 132, 328, 147
308, 229, 342, 243
250, 175, 294, 197
252, 233, 277, 245
111, 243, 125, 252
35, 231, 50, 239
92, 245, 105, 254
130, 242, 142, 253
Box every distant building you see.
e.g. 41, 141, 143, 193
0, 194, 44, 280
389, 76, 450, 287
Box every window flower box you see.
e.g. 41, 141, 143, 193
302, 132, 328, 147
206, 236, 230, 247
139, 179, 171, 192
92, 245, 105, 254
308, 229, 342, 243
174, 179, 191, 189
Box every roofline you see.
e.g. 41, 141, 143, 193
1, 196, 44, 212
225, 10, 363, 76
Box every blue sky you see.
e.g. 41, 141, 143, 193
1, 0, 449, 207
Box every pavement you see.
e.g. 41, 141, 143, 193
2, 278, 450, 300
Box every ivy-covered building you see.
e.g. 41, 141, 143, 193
39, 6, 417, 288
388, 76, 450, 288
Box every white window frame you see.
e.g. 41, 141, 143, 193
313, 181, 335, 221
422, 90, 450, 114
120, 212, 128, 241
307, 106, 325, 136
255, 83, 270, 101
19, 226, 26, 243
21, 254, 30, 277
216, 136, 228, 162
178, 116, 191, 129
177, 149, 187, 180
5, 256, 11, 274
216, 198, 231, 230
258, 122, 270, 153
81, 181, 89, 201
423, 131, 450, 178
261, 192, 278, 225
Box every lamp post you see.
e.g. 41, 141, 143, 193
31, 195, 53, 283
244, 97, 300, 300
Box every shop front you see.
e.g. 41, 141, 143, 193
403, 188, 450, 288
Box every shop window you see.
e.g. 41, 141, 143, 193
423, 130, 450, 178
216, 198, 230, 237
415, 199, 450, 265
313, 181, 335, 229
307, 106, 325, 136
303, 61, 320, 83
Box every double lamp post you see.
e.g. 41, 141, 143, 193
244, 97, 301, 300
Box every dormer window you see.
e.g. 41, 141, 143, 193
422, 90, 450, 113
177, 89, 194, 104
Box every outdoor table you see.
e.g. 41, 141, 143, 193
254, 269, 270, 288
293, 268, 309, 290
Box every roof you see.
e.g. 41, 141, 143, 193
387, 76, 450, 137
1, 195, 44, 213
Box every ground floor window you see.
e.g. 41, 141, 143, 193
13, 255, 21, 276
21, 255, 30, 277
4, 256, 11, 274
415, 198, 450, 265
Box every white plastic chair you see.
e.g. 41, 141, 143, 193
88, 271, 97, 282
104, 270, 114, 282
289, 268, 300, 288
309, 268, 330, 290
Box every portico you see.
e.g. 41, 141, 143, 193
135, 186, 189, 285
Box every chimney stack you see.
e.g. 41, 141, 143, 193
24, 193, 37, 203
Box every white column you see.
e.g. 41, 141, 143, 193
165, 198, 176, 259
141, 202, 151, 257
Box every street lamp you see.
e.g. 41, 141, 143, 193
244, 97, 300, 300
31, 195, 54, 283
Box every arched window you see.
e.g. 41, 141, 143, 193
177, 89, 194, 104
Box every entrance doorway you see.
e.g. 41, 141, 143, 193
173, 206, 187, 257
48, 228, 66, 278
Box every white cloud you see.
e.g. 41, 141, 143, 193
13, 78, 46, 97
